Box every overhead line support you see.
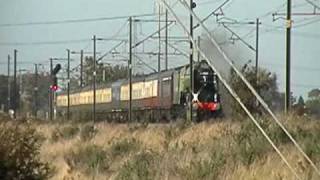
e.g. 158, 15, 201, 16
285, 0, 292, 113
128, 17, 133, 123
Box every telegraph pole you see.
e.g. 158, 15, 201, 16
165, 9, 169, 70
129, 17, 133, 123
49, 58, 53, 121
13, 49, 17, 118
34, 64, 38, 118
93, 36, 97, 123
255, 18, 260, 86
80, 50, 84, 87
189, 0, 195, 122
285, 0, 292, 113
18, 69, 26, 116
197, 36, 201, 62
70, 50, 95, 87
158, 5, 162, 121
7, 55, 10, 112
67, 49, 70, 120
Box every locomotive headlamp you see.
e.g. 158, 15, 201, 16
192, 92, 199, 102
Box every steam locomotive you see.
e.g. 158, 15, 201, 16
56, 60, 221, 122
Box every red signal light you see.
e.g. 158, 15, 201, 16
50, 85, 59, 92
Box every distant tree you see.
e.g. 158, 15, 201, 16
297, 96, 305, 106
83, 56, 128, 86
230, 66, 282, 116
22, 73, 50, 116
0, 75, 21, 112
308, 88, 320, 99
305, 88, 320, 118
292, 96, 306, 116
0, 75, 9, 111
0, 72, 50, 117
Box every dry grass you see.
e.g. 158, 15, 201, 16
30, 116, 320, 180
225, 145, 318, 180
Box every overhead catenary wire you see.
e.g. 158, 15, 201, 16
221, 23, 256, 51
294, 16, 320, 28
160, 0, 302, 179
0, 39, 91, 46
305, 0, 320, 10
97, 41, 126, 62
178, 0, 320, 177
96, 20, 129, 61
193, 0, 231, 29
0, 13, 158, 27
132, 21, 175, 49
253, 1, 309, 21
67, 20, 129, 74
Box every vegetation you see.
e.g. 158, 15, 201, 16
177, 148, 226, 180
64, 144, 110, 175
51, 125, 80, 142
232, 120, 270, 166
79, 124, 97, 141
230, 66, 283, 116
116, 151, 158, 180
228, 64, 320, 119
110, 138, 141, 157
0, 120, 52, 180
83, 56, 128, 85
1, 111, 320, 179
305, 88, 320, 118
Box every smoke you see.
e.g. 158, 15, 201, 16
198, 26, 256, 117
199, 26, 255, 81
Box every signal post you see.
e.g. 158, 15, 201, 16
49, 58, 62, 121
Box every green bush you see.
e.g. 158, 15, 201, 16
303, 137, 320, 161
297, 129, 320, 161
116, 151, 157, 180
229, 66, 282, 116
80, 124, 97, 141
51, 125, 80, 142
0, 122, 52, 180
233, 120, 270, 166
268, 123, 291, 145
178, 149, 226, 180
110, 138, 140, 157
164, 125, 181, 140
65, 144, 110, 175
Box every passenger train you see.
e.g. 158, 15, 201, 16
56, 60, 222, 122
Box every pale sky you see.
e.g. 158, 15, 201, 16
0, 0, 319, 98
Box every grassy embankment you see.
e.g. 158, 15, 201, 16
1, 113, 320, 180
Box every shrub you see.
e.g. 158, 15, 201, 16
80, 124, 97, 141
65, 144, 110, 175
229, 66, 282, 117
51, 125, 80, 142
164, 125, 181, 140
110, 138, 140, 157
298, 129, 320, 161
116, 151, 157, 180
268, 123, 291, 145
303, 137, 320, 161
232, 120, 270, 166
0, 122, 52, 180
177, 146, 226, 180
176, 117, 192, 130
